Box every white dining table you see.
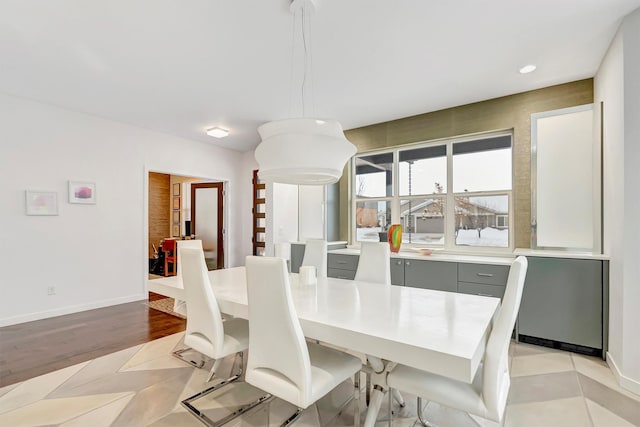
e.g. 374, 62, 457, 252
148, 267, 500, 424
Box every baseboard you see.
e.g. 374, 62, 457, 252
0, 293, 147, 327
606, 351, 640, 396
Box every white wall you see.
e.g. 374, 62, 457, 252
0, 92, 252, 326
595, 6, 640, 394
621, 8, 640, 387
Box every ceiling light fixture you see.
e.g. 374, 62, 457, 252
519, 64, 537, 74
206, 127, 229, 138
254, 0, 356, 185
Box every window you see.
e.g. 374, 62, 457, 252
352, 132, 512, 251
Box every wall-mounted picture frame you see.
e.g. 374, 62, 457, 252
173, 196, 180, 210
68, 181, 96, 204
173, 183, 180, 197
172, 224, 180, 237
172, 210, 180, 225
25, 191, 58, 216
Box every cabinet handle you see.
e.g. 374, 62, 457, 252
337, 261, 347, 264
477, 273, 493, 277
476, 293, 493, 297
405, 261, 411, 266
396, 260, 403, 265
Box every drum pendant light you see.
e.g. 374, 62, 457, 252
255, 0, 356, 185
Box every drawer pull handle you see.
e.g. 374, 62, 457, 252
337, 261, 348, 264
477, 273, 493, 277
397, 260, 403, 265
476, 293, 493, 297
405, 261, 411, 266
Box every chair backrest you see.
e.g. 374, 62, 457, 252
245, 256, 312, 405
177, 240, 203, 277
301, 239, 327, 278
180, 247, 225, 357
163, 238, 177, 252
354, 242, 391, 285
482, 256, 528, 421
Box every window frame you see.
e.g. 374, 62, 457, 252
351, 131, 514, 253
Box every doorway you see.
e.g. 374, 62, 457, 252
191, 182, 225, 270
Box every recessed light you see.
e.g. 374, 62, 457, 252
519, 64, 537, 74
206, 127, 229, 138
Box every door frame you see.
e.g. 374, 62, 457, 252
143, 167, 228, 291
191, 182, 225, 269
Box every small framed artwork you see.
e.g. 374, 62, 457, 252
172, 210, 180, 225
173, 196, 180, 210
172, 225, 180, 237
25, 191, 58, 216
173, 183, 180, 197
68, 181, 96, 204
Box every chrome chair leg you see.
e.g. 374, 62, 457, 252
173, 347, 206, 368
416, 397, 436, 427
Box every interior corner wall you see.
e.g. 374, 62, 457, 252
595, 5, 640, 394
621, 7, 640, 388
0, 92, 249, 326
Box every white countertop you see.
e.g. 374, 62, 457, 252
514, 249, 609, 260
329, 248, 514, 266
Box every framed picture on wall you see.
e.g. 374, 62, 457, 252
173, 183, 180, 197
172, 224, 180, 237
173, 196, 180, 210
25, 191, 58, 215
68, 181, 96, 204
172, 210, 180, 225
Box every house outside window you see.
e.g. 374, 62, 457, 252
353, 132, 513, 251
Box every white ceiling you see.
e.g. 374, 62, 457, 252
1, 0, 638, 152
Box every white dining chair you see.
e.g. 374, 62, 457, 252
245, 256, 362, 426
354, 241, 391, 285
301, 239, 327, 278
386, 256, 528, 426
178, 247, 249, 383
171, 239, 204, 317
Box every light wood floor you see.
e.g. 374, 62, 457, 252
0, 293, 186, 387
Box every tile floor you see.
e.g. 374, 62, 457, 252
0, 332, 638, 427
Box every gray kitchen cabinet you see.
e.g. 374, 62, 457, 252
517, 257, 605, 356
404, 259, 458, 292
327, 253, 359, 280
290, 244, 305, 273
290, 242, 348, 273
457, 263, 509, 299
390, 259, 405, 286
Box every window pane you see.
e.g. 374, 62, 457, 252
400, 198, 445, 245
356, 200, 391, 242
455, 195, 509, 247
355, 153, 393, 197
453, 136, 512, 192
399, 145, 447, 196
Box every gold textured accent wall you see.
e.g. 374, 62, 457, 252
340, 79, 594, 248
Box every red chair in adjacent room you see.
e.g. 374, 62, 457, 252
162, 238, 177, 276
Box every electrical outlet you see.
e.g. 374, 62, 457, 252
47, 286, 56, 295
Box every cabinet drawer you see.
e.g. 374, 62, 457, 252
458, 282, 505, 299
328, 268, 356, 280
405, 260, 457, 292
458, 263, 509, 286
328, 254, 359, 271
